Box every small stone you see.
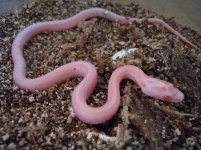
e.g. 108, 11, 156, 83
2, 116, 7, 122
126, 147, 132, 150
61, 44, 68, 50
67, 116, 72, 124
49, 132, 56, 139
172, 137, 179, 142
86, 132, 93, 141
19, 139, 26, 146
41, 112, 48, 118
8, 143, 16, 149
133, 58, 142, 65
3, 37, 10, 42
185, 122, 192, 128
66, 87, 73, 90
105, 67, 109, 71
118, 41, 125, 45
2, 18, 6, 23
174, 128, 181, 136
164, 140, 172, 149
62, 146, 68, 150
18, 118, 23, 123
46, 137, 52, 145
133, 140, 139, 145
28, 96, 34, 102
13, 85, 19, 91
2, 133, 9, 141
186, 137, 196, 146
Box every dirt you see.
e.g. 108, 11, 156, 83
0, 0, 201, 149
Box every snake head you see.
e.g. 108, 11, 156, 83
141, 77, 184, 103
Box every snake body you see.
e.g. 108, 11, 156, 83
12, 8, 191, 124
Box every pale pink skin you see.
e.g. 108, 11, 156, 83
12, 8, 187, 124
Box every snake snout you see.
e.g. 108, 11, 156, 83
173, 90, 184, 103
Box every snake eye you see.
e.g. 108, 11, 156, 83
163, 96, 173, 102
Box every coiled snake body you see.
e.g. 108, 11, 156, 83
12, 8, 198, 124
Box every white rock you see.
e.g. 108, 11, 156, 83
28, 96, 34, 102
111, 50, 128, 61
2, 133, 9, 141
98, 133, 116, 142
8, 143, 16, 149
174, 128, 181, 136
18, 118, 23, 123
111, 48, 139, 63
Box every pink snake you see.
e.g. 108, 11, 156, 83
12, 8, 199, 124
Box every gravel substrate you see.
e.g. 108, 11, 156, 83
0, 0, 201, 149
